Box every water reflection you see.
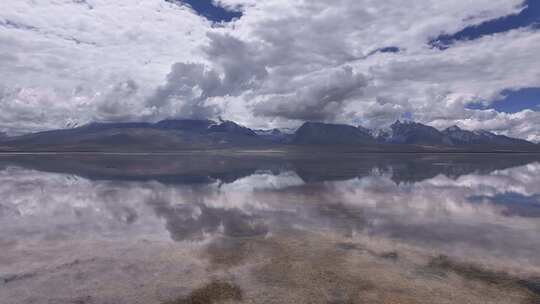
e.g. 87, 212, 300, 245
1, 154, 540, 303
1, 155, 540, 254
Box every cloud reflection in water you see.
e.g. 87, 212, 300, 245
0, 157, 539, 270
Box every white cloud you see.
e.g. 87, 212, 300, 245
0, 0, 211, 132
2, 160, 540, 270
1, 0, 539, 140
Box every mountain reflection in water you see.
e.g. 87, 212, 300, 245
0, 153, 539, 304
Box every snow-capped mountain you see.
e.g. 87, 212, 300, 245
254, 128, 295, 143
0, 119, 536, 152
378, 120, 449, 145
443, 125, 533, 146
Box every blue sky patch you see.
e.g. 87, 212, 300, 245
378, 46, 400, 53
468, 87, 540, 113
401, 111, 414, 121
430, 0, 540, 49
365, 46, 401, 58
169, 0, 242, 23
468, 192, 540, 218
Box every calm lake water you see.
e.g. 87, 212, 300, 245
1, 153, 540, 304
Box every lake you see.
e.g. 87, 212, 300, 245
1, 153, 540, 304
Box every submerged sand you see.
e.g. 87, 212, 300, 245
1, 154, 540, 303
1, 229, 539, 304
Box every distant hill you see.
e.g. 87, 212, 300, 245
292, 122, 374, 145
388, 121, 450, 145
442, 125, 532, 146
0, 119, 537, 152
0, 119, 264, 152
254, 128, 294, 143
372, 121, 535, 147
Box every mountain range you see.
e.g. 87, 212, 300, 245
0, 119, 537, 152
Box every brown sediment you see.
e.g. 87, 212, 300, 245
241, 232, 538, 304
378, 251, 399, 261
166, 281, 242, 304
428, 255, 540, 303
520, 279, 540, 297
205, 238, 253, 268
196, 229, 540, 304
1, 272, 36, 284
428, 255, 512, 284
3, 235, 539, 304
335, 242, 398, 261
252, 235, 377, 302
335, 242, 360, 251
204, 235, 283, 270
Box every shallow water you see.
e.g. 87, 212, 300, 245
0, 153, 540, 304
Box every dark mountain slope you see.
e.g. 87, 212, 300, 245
0, 119, 537, 152
0, 119, 266, 152
387, 121, 449, 145
442, 125, 533, 146
154, 119, 215, 132
254, 129, 293, 143
208, 121, 257, 136
292, 122, 374, 145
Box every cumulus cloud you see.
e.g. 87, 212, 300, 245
1, 0, 540, 139
150, 0, 540, 135
95, 80, 150, 122
146, 33, 269, 119
0, 0, 211, 132
252, 66, 367, 121
2, 159, 540, 269
147, 63, 223, 119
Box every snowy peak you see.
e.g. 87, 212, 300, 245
254, 128, 294, 143
155, 119, 216, 132
1, 119, 535, 152
442, 125, 483, 144
387, 120, 446, 145
443, 126, 533, 146
446, 125, 462, 132
208, 120, 257, 136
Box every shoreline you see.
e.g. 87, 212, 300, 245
1, 149, 540, 155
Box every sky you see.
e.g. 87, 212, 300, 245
1, 0, 540, 141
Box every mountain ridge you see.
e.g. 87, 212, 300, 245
0, 119, 537, 152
